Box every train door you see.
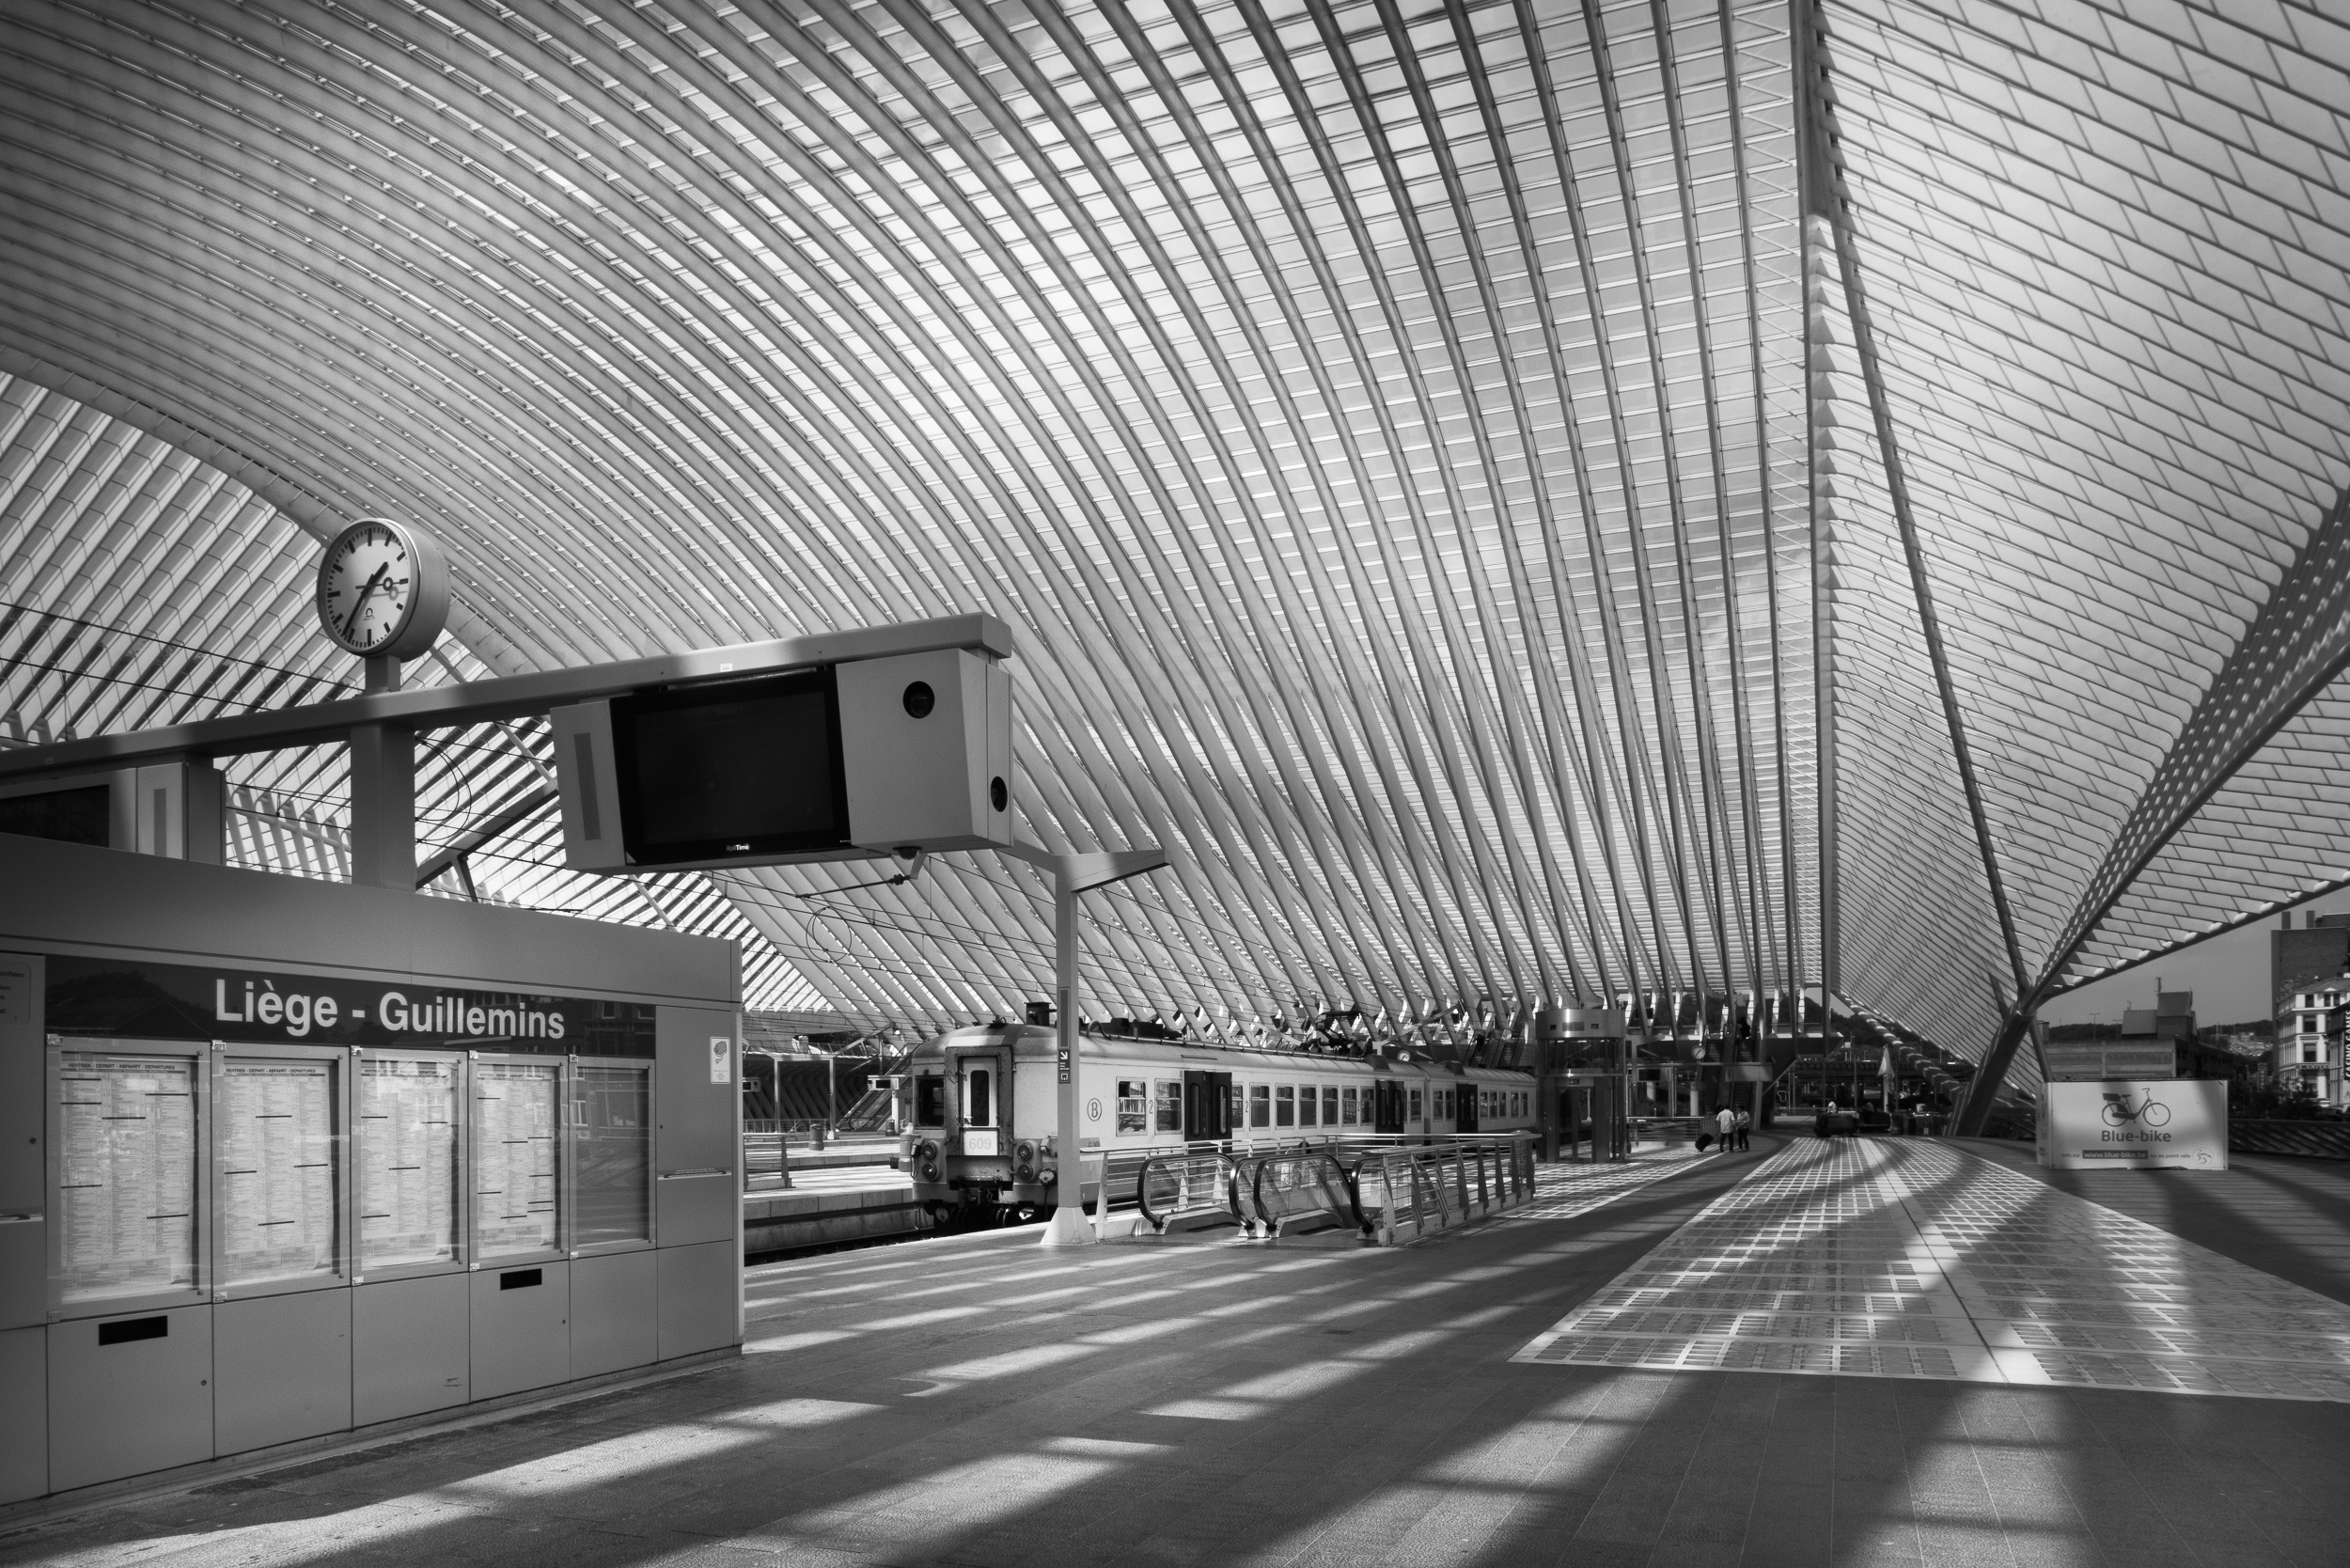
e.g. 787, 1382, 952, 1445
952, 1043, 1010, 1155
1455, 1078, 1479, 1134
1182, 1069, 1231, 1141
1371, 1080, 1405, 1135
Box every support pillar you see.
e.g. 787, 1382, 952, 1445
347, 721, 415, 889
1012, 843, 1170, 1248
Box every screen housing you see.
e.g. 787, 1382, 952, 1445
607, 667, 851, 867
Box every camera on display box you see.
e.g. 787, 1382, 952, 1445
551, 647, 1016, 873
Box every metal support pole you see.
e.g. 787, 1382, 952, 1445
1015, 842, 1172, 1248
1044, 866, 1087, 1246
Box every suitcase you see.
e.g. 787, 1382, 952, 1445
1695, 1132, 1714, 1152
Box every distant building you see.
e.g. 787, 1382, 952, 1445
2281, 979, 2347, 1106
2271, 910, 2350, 1021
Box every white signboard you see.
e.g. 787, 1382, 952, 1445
2037, 1079, 2227, 1171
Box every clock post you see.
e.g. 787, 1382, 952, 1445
315, 518, 449, 888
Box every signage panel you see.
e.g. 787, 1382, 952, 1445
2036, 1079, 2227, 1170
43, 955, 654, 1058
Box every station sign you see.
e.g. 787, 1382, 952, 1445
41, 952, 655, 1058
2036, 1078, 2227, 1170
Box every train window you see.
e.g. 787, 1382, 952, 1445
1409, 1088, 1422, 1122
1248, 1084, 1270, 1128
967, 1070, 993, 1127
1275, 1086, 1294, 1126
1228, 1083, 1245, 1130
1297, 1087, 1317, 1127
1323, 1086, 1338, 1124
915, 1075, 946, 1126
1117, 1080, 1148, 1135
1155, 1081, 1182, 1133
1340, 1087, 1358, 1125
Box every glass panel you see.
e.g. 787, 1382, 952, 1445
474, 1061, 558, 1258
1341, 1087, 1358, 1125
1297, 1087, 1317, 1127
218, 1057, 339, 1288
1323, 1087, 1338, 1123
967, 1069, 992, 1127
1116, 1079, 1146, 1135
1275, 1086, 1294, 1126
1409, 1089, 1421, 1121
573, 1066, 650, 1247
1154, 1081, 1181, 1133
359, 1058, 459, 1270
55, 1052, 198, 1303
1248, 1085, 1269, 1128
916, 1075, 945, 1125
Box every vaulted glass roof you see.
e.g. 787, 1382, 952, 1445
2, 0, 2343, 1084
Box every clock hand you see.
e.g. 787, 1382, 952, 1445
341, 562, 390, 640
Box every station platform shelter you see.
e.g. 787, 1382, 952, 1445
5, 1133, 2345, 1568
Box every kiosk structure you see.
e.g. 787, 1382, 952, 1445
0, 833, 743, 1503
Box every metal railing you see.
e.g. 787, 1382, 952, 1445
1348, 1135, 1538, 1247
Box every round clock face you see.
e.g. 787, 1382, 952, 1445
316, 518, 449, 659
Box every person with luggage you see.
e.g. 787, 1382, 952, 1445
1715, 1103, 1736, 1154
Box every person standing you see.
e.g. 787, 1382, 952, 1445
1716, 1103, 1736, 1153
1734, 1105, 1751, 1151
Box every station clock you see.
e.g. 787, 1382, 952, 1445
315, 517, 450, 661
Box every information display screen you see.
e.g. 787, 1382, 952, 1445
218, 1058, 339, 1287
359, 1057, 460, 1269
572, 1065, 650, 1247
475, 1061, 558, 1257
610, 668, 849, 865
55, 1052, 199, 1302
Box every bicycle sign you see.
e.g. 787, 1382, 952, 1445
2099, 1090, 2170, 1128
2039, 1079, 2224, 1170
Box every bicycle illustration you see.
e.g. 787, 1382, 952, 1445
2100, 1091, 2170, 1128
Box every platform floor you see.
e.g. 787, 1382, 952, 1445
8, 1136, 2349, 1567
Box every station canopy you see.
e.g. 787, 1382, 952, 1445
2, 0, 2345, 1086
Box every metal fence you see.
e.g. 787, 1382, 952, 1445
1349, 1135, 1539, 1247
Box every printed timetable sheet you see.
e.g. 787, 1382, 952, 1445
218, 1058, 337, 1285
55, 1053, 198, 1301
359, 1058, 459, 1268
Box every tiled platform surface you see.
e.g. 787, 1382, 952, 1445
1950, 1136, 2350, 1307
1516, 1138, 2350, 1401
8, 1136, 2350, 1568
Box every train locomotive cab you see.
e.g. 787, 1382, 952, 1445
903, 1025, 1058, 1228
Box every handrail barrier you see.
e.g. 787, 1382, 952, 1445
1135, 1151, 1243, 1234
1347, 1134, 1539, 1246
1234, 1150, 1356, 1238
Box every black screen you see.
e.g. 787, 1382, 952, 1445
0, 784, 112, 847
611, 669, 848, 864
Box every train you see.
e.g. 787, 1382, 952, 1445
896, 1022, 1535, 1227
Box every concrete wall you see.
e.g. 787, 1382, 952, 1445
0, 834, 742, 1505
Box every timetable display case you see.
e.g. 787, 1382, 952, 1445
471, 1057, 562, 1262
212, 1045, 346, 1297
49, 1043, 207, 1314
356, 1052, 462, 1278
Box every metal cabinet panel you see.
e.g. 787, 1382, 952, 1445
0, 1221, 41, 1333
470, 1262, 569, 1400
214, 1291, 352, 1456
654, 1171, 735, 1248
569, 1250, 657, 1379
656, 1240, 738, 1361
47, 1305, 212, 1492
654, 1005, 737, 1178
352, 1274, 469, 1426
0, 1325, 44, 1504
